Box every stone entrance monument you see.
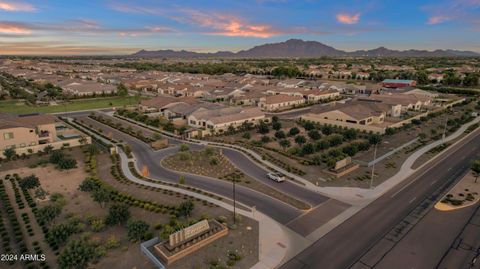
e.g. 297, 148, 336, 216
153, 219, 228, 265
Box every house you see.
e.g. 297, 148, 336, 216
428, 73, 444, 83
258, 95, 305, 111
59, 80, 117, 96
0, 113, 91, 157
382, 79, 417, 88
188, 107, 266, 132
162, 103, 223, 120
138, 96, 197, 113
306, 89, 340, 102
277, 79, 305, 88
355, 72, 370, 80
301, 101, 390, 134
366, 93, 432, 116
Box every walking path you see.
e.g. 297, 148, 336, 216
321, 116, 480, 204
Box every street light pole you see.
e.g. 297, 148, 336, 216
233, 178, 236, 224
442, 110, 448, 142
369, 142, 378, 189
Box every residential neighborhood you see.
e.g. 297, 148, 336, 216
1, 1, 480, 269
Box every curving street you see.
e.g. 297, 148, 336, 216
70, 112, 335, 226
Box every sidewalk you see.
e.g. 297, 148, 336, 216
321, 116, 480, 204
118, 149, 308, 269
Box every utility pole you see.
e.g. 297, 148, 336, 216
233, 177, 236, 224
442, 110, 449, 142
369, 142, 378, 189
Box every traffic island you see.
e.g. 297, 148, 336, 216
435, 172, 480, 211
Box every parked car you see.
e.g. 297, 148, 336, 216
267, 172, 286, 182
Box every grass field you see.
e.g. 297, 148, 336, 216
0, 96, 141, 114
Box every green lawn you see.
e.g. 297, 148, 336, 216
0, 96, 142, 114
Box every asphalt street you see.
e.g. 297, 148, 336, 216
280, 127, 480, 269
74, 115, 329, 225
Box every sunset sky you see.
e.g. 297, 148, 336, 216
1, 0, 479, 55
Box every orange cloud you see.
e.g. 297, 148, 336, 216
0, 1, 36, 12
179, 10, 279, 38
0, 22, 31, 34
427, 16, 450, 25
336, 13, 361, 25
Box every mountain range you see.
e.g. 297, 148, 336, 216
132, 39, 480, 58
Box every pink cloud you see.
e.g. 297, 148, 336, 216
0, 22, 31, 34
427, 16, 450, 25
177, 10, 281, 38
336, 13, 361, 25
0, 1, 36, 12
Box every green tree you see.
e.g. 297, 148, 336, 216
57, 158, 77, 170
79, 178, 100, 192
37, 204, 62, 224
463, 73, 479, 87
19, 174, 40, 189
242, 132, 251, 140
178, 200, 194, 219
49, 150, 65, 164
308, 130, 321, 140
257, 121, 270, 134
301, 143, 315, 155
279, 139, 291, 150
126, 220, 150, 241
303, 121, 315, 131
3, 147, 16, 160
343, 129, 357, 140
117, 83, 129, 96
272, 121, 282, 131
105, 204, 131, 226
92, 187, 111, 208
275, 130, 286, 139
321, 125, 333, 135
295, 135, 307, 145
57, 239, 96, 269
288, 127, 300, 136
416, 70, 429, 85
47, 222, 79, 246
369, 134, 382, 145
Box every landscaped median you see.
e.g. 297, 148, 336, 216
435, 170, 480, 211
161, 145, 311, 210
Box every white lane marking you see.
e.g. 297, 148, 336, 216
430, 180, 438, 186
409, 197, 417, 204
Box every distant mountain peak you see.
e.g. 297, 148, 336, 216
131, 39, 480, 58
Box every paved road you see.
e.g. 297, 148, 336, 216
93, 112, 328, 206
280, 127, 480, 269
74, 115, 327, 225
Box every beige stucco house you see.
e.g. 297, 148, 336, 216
188, 107, 266, 132
258, 95, 305, 112
0, 113, 91, 158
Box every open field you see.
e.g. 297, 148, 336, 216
0, 96, 141, 114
